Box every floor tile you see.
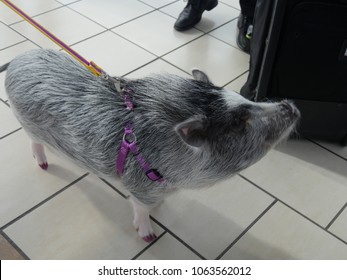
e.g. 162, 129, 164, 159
193, 1, 239, 33
151, 176, 274, 259
210, 18, 239, 48
221, 202, 347, 259
0, 40, 38, 62
159, 1, 185, 19
57, 0, 81, 4
0, 102, 21, 139
161, 1, 239, 33
113, 11, 203, 56
329, 206, 347, 243
73, 31, 156, 76
163, 34, 249, 86
4, 175, 164, 259
0, 22, 25, 50
136, 232, 201, 260
11, 7, 105, 49
220, 0, 240, 10
316, 141, 347, 160
225, 72, 248, 93
241, 139, 347, 227
125, 58, 191, 79
140, 0, 178, 9
69, 0, 153, 29
0, 1, 22, 25
0, 234, 24, 260
0, 130, 86, 227
0, 41, 39, 101
0, 0, 62, 25
0, 73, 7, 101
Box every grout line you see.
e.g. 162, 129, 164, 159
326, 203, 347, 230
0, 127, 22, 140
4, 6, 65, 27
150, 216, 206, 260
306, 138, 347, 162
0, 98, 10, 107
0, 173, 89, 231
109, 26, 205, 59
64, 5, 110, 30
137, 0, 180, 10
222, 70, 249, 88
99, 178, 129, 199
123, 57, 164, 77
0, 230, 30, 260
238, 174, 347, 246
216, 199, 278, 260
131, 231, 167, 260
205, 32, 247, 53
55, 0, 82, 5
68, 29, 109, 47
2, 23, 43, 51
158, 57, 192, 76
203, 17, 237, 34
0, 39, 27, 52
66, 2, 158, 31
219, 1, 240, 10
121, 57, 160, 77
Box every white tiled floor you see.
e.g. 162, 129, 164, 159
1, 0, 346, 260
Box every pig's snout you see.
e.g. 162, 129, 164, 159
280, 100, 300, 119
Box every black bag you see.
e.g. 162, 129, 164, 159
240, 0, 347, 145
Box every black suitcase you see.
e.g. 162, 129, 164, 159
240, 0, 347, 145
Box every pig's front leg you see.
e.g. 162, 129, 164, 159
130, 197, 157, 243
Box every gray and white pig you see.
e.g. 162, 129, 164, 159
2, 49, 299, 242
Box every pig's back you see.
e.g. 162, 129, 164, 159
5, 49, 126, 176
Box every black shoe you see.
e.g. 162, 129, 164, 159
174, 0, 218, 31
237, 13, 253, 54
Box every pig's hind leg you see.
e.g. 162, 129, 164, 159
130, 197, 157, 243
32, 142, 48, 170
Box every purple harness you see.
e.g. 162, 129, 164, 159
116, 89, 165, 184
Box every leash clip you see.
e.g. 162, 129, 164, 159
100, 71, 123, 92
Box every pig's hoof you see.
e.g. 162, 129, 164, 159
133, 219, 156, 243
39, 162, 48, 170
32, 143, 48, 170
142, 233, 157, 243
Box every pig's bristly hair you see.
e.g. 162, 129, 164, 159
5, 49, 299, 205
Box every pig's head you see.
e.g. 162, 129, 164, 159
175, 70, 300, 177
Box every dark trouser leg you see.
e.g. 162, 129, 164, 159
240, 0, 257, 18
237, 0, 257, 53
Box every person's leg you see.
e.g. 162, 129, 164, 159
240, 0, 257, 18
237, 0, 257, 53
174, 0, 218, 31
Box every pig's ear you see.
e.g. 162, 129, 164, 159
175, 115, 208, 148
192, 69, 211, 84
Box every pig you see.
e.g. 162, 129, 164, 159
2, 49, 300, 242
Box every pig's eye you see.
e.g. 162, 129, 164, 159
231, 108, 250, 132
232, 117, 246, 131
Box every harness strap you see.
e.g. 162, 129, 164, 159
117, 125, 165, 183
116, 91, 165, 184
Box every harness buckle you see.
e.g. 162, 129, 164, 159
100, 72, 123, 92
146, 169, 163, 182
123, 126, 137, 144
